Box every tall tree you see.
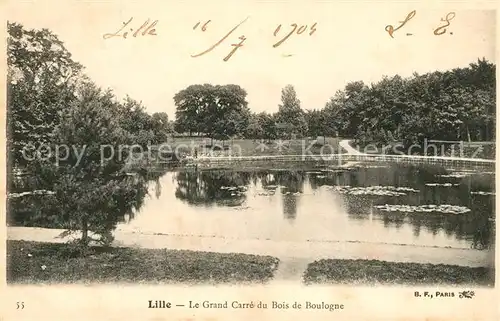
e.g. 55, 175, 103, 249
173, 84, 212, 135
323, 90, 346, 137
42, 82, 148, 246
276, 85, 308, 138
151, 112, 171, 143
173, 84, 250, 142
305, 109, 328, 138
118, 96, 155, 148
209, 85, 250, 141
260, 112, 278, 142
7, 22, 83, 168
7, 23, 157, 248
245, 113, 264, 139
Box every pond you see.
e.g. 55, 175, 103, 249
8, 162, 495, 266
116, 163, 495, 252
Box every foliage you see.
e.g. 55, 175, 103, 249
174, 84, 250, 140
33, 83, 149, 245
276, 85, 308, 138
151, 112, 172, 143
7, 23, 153, 247
245, 113, 264, 139
7, 21, 496, 251
7, 22, 84, 168
259, 112, 279, 141
305, 109, 336, 139
325, 59, 496, 149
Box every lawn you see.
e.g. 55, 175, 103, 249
10, 241, 492, 286
354, 140, 495, 160
303, 259, 494, 286
162, 137, 342, 157
7, 240, 280, 285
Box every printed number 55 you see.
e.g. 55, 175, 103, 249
17, 302, 24, 309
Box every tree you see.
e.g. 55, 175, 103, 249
323, 90, 345, 137
276, 85, 308, 138
305, 109, 326, 138
245, 113, 264, 139
151, 112, 171, 143
43, 82, 148, 246
336, 81, 369, 140
174, 84, 210, 135
208, 85, 250, 142
7, 22, 83, 168
118, 96, 155, 148
260, 112, 278, 142
173, 84, 250, 142
7, 22, 157, 250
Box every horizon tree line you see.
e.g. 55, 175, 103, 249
172, 58, 495, 148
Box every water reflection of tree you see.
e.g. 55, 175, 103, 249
255, 171, 277, 189
307, 164, 495, 249
274, 171, 305, 193
154, 177, 162, 199
381, 213, 405, 230
274, 171, 306, 221
110, 174, 150, 224
251, 170, 306, 221
174, 170, 251, 207
402, 195, 494, 249
281, 195, 297, 221
8, 172, 150, 229
308, 172, 343, 190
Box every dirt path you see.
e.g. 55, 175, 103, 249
270, 257, 311, 283
8, 227, 492, 270
338, 140, 363, 155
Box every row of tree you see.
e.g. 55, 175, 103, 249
327, 58, 496, 147
174, 84, 318, 141
173, 59, 495, 148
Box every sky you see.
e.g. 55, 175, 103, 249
5, 1, 497, 119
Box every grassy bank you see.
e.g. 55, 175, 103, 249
163, 137, 341, 157
353, 141, 495, 160
303, 259, 494, 286
7, 240, 280, 285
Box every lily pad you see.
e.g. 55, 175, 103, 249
425, 183, 460, 187
438, 172, 475, 178
471, 191, 495, 196
374, 204, 471, 215
326, 185, 419, 196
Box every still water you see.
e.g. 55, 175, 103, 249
117, 163, 495, 251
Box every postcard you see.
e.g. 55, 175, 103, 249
1, 1, 498, 320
